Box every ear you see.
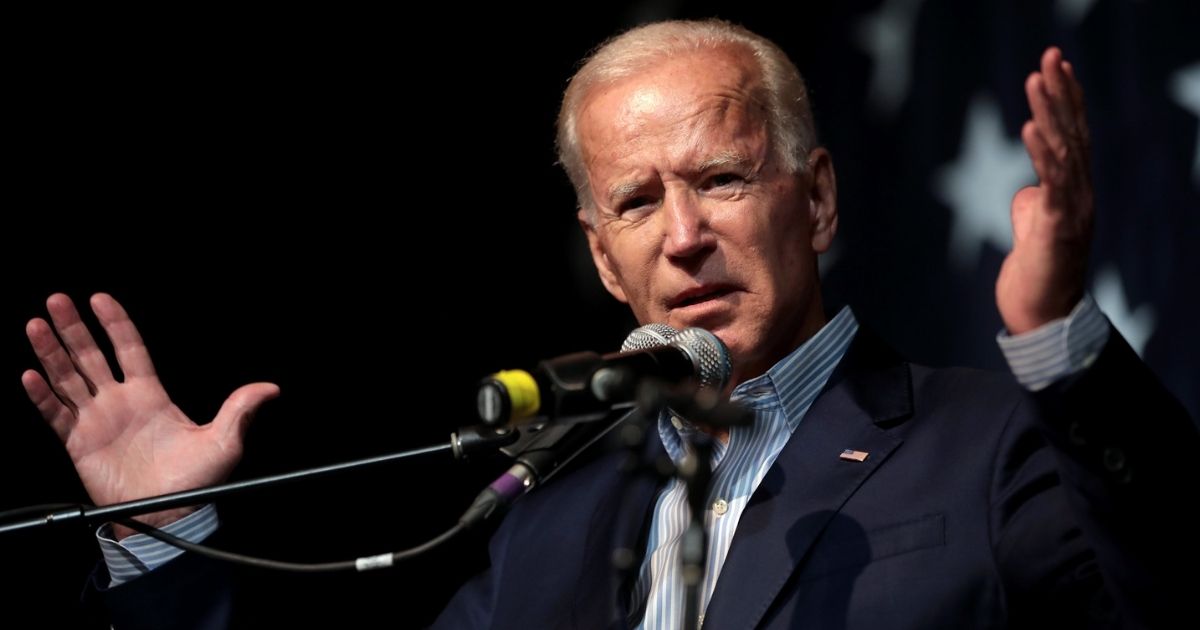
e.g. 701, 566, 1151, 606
805, 147, 838, 254
578, 209, 629, 304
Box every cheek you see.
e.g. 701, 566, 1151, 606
609, 239, 652, 279
744, 219, 812, 310
769, 243, 810, 300
606, 239, 661, 308
765, 206, 812, 269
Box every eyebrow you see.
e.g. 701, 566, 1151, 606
608, 180, 645, 207
606, 151, 754, 206
695, 151, 752, 173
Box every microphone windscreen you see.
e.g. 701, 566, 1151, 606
669, 328, 732, 392
620, 323, 680, 352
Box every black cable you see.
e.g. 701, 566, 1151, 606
2, 501, 466, 572
115, 516, 466, 573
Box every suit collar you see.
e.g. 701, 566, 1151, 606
822, 324, 913, 426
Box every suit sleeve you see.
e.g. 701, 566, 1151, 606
85, 532, 236, 630
990, 329, 1198, 629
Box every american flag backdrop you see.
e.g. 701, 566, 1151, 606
3, 2, 1196, 627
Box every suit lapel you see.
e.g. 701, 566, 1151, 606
702, 329, 913, 630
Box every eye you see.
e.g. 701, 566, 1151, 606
618, 195, 656, 213
705, 172, 744, 189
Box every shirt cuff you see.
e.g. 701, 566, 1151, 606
997, 294, 1112, 391
96, 504, 219, 588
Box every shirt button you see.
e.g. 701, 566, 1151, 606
712, 499, 728, 516
671, 415, 685, 430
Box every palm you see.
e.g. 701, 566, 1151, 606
67, 380, 224, 506
22, 293, 278, 535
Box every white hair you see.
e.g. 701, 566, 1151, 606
556, 19, 818, 220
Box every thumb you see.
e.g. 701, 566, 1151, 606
1009, 185, 1041, 244
213, 382, 281, 444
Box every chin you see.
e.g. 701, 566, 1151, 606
720, 325, 775, 370
710, 327, 751, 361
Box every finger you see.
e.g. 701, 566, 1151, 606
26, 318, 93, 406
1040, 48, 1080, 141
1061, 61, 1088, 142
90, 293, 158, 380
45, 293, 116, 388
1026, 72, 1070, 164
1021, 119, 1049, 179
1021, 119, 1066, 196
1061, 61, 1093, 176
212, 383, 281, 447
21, 369, 77, 441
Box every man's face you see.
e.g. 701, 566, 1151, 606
577, 48, 837, 384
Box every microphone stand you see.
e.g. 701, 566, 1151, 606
625, 379, 751, 630
679, 434, 714, 630
0, 424, 518, 535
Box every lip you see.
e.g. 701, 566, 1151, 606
667, 284, 739, 309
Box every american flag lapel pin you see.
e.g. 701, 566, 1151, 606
839, 449, 869, 462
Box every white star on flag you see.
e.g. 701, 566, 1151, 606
934, 95, 1036, 270
855, 0, 924, 117
1092, 265, 1156, 357
1168, 63, 1200, 186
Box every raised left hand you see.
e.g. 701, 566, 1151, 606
22, 293, 280, 539
997, 47, 1094, 334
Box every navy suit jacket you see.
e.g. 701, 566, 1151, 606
98, 327, 1197, 629
431, 328, 1197, 629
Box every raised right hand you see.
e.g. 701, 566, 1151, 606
21, 293, 279, 539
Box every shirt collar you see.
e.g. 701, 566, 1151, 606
657, 306, 859, 460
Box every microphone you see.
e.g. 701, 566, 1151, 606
475, 325, 731, 426
459, 325, 731, 528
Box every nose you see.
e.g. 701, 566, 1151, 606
661, 189, 715, 263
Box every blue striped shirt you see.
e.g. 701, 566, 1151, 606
97, 503, 218, 586
98, 299, 1111, 597
631, 307, 859, 630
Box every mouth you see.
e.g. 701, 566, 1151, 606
667, 284, 738, 309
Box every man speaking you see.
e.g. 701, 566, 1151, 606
20, 18, 1196, 629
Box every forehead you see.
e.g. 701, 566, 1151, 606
575, 48, 769, 174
